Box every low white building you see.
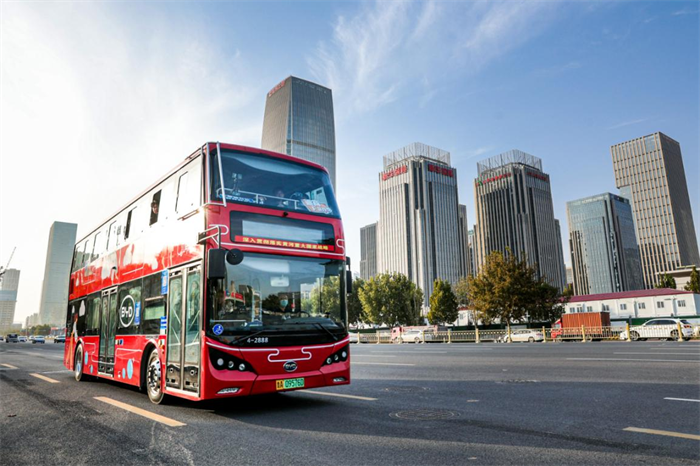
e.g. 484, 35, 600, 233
566, 288, 699, 321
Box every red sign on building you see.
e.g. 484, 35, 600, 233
428, 164, 454, 177
382, 165, 408, 181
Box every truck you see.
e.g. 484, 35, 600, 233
551, 312, 611, 341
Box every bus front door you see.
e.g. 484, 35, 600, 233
165, 265, 202, 394
98, 287, 118, 375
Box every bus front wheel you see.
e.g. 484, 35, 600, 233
146, 349, 165, 404
74, 345, 89, 382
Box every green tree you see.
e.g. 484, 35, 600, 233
528, 280, 566, 323
359, 272, 423, 326
656, 273, 677, 289
308, 276, 340, 315
427, 279, 459, 325
453, 276, 471, 307
30, 324, 52, 335
684, 266, 700, 293
347, 277, 366, 325
467, 250, 536, 334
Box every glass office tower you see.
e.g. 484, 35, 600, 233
567, 193, 644, 295
261, 76, 337, 189
611, 132, 699, 288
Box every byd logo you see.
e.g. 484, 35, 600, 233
283, 361, 298, 372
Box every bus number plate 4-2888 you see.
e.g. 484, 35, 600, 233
276, 378, 304, 390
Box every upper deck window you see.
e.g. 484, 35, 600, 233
211, 150, 339, 218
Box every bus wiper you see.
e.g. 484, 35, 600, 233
312, 322, 338, 341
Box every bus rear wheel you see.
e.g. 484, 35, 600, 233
146, 349, 165, 404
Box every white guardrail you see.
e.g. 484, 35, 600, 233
350, 323, 700, 344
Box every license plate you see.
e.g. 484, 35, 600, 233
276, 378, 305, 390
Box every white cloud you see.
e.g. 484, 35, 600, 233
607, 118, 650, 130
308, 0, 559, 117
1, 3, 263, 323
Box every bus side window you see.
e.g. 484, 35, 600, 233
82, 238, 92, 268
106, 221, 117, 251
116, 279, 142, 335
176, 172, 189, 213
125, 207, 136, 240
92, 231, 102, 262
150, 190, 161, 226
72, 240, 85, 272
142, 274, 165, 334
86, 294, 101, 336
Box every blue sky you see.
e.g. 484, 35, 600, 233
1, 0, 698, 323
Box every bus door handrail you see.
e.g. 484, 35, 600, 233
198, 225, 223, 248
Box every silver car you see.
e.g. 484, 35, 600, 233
619, 318, 693, 341
499, 329, 544, 343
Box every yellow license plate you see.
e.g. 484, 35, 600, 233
276, 378, 305, 390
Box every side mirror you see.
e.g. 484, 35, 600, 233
207, 249, 227, 279
346, 270, 353, 295
226, 248, 244, 265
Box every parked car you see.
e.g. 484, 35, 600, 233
499, 329, 544, 343
54, 335, 66, 343
399, 329, 433, 343
619, 318, 693, 341
349, 332, 368, 344
31, 335, 45, 344
18, 336, 27, 342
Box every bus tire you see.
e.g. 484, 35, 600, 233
74, 345, 90, 382
140, 345, 156, 393
146, 349, 165, 404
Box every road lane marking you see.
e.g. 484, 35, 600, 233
664, 397, 700, 403
614, 352, 700, 356
1, 363, 18, 369
352, 355, 398, 358
624, 427, 700, 441
29, 373, 61, 383
352, 362, 415, 366
304, 391, 377, 401
94, 397, 186, 427
40, 370, 72, 374
567, 358, 699, 363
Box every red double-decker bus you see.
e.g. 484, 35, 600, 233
64, 143, 351, 403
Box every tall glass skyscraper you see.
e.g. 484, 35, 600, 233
611, 132, 699, 288
261, 76, 337, 189
360, 222, 378, 280
567, 193, 644, 295
473, 150, 566, 290
39, 221, 77, 326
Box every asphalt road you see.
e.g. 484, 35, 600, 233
1, 340, 699, 465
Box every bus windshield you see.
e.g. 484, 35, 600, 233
207, 253, 347, 344
211, 149, 340, 218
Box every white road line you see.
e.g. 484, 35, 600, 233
29, 373, 61, 383
1, 363, 18, 369
624, 427, 700, 441
40, 370, 72, 374
567, 358, 700, 363
352, 362, 416, 366
614, 352, 700, 356
352, 355, 398, 358
94, 397, 186, 427
664, 397, 700, 403
303, 391, 377, 401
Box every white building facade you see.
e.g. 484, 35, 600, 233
378, 143, 463, 308
566, 288, 699, 321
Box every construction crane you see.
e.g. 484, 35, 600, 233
0, 246, 17, 284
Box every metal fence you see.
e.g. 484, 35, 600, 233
353, 323, 700, 344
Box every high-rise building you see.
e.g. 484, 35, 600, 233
0, 269, 20, 329
611, 132, 700, 288
458, 205, 471, 278
474, 150, 566, 290
39, 221, 77, 326
567, 193, 644, 295
565, 266, 574, 287
360, 222, 378, 280
377, 143, 463, 307
261, 76, 337, 189
467, 229, 476, 277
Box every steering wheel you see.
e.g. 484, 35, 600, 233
289, 192, 305, 201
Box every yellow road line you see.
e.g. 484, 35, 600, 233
624, 427, 700, 441
1, 363, 18, 369
304, 391, 377, 401
94, 397, 186, 427
29, 373, 60, 383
